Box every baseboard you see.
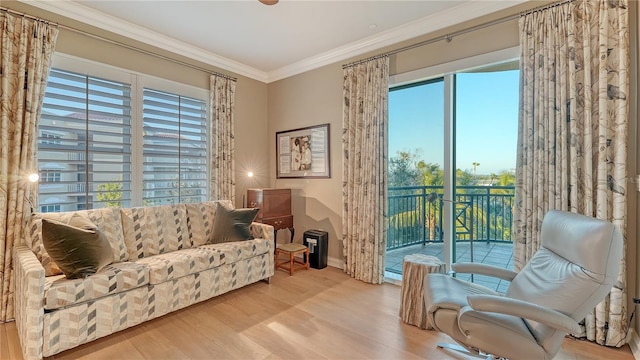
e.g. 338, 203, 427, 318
327, 256, 343, 269
629, 329, 640, 360
291, 255, 342, 270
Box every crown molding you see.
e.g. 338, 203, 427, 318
20, 0, 525, 84
266, 0, 527, 82
19, 0, 269, 82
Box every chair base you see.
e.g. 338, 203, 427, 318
437, 342, 501, 360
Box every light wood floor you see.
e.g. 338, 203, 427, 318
0, 266, 635, 360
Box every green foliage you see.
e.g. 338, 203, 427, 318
456, 169, 475, 186
497, 171, 516, 186
388, 150, 477, 187
416, 161, 443, 186
387, 149, 516, 248
388, 151, 421, 187
96, 182, 123, 208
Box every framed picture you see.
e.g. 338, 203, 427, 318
276, 123, 330, 179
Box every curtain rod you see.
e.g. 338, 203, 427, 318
0, 6, 237, 82
343, 0, 575, 69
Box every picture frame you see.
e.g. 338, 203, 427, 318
276, 123, 330, 179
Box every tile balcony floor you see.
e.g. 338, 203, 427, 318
385, 241, 514, 293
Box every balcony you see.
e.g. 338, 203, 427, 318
386, 185, 515, 292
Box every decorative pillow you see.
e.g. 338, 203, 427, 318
210, 203, 259, 244
42, 214, 114, 279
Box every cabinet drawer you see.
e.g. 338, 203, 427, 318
261, 215, 293, 230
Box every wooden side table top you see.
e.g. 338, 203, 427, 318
402, 254, 444, 267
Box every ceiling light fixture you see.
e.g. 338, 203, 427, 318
259, 0, 278, 5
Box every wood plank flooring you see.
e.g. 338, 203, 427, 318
0, 266, 635, 359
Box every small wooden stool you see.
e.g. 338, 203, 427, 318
275, 243, 310, 275
399, 254, 446, 329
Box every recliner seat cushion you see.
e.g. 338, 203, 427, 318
456, 307, 545, 359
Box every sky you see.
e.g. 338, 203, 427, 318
389, 69, 519, 175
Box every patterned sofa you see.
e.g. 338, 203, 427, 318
13, 200, 275, 360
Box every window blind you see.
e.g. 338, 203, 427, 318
39, 68, 132, 211
142, 88, 207, 205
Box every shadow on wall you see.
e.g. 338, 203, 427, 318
290, 188, 343, 262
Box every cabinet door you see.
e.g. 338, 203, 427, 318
263, 189, 291, 217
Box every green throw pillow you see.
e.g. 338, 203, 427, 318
210, 204, 259, 244
42, 215, 114, 279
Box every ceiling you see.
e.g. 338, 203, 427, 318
22, 0, 527, 83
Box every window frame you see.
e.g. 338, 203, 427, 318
40, 53, 210, 209
387, 46, 519, 275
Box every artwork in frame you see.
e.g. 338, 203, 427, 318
276, 123, 330, 179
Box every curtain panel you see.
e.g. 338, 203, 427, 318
209, 75, 237, 202
341, 56, 389, 284
0, 11, 58, 321
515, 0, 629, 346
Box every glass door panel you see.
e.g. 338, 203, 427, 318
386, 78, 445, 275
453, 65, 518, 291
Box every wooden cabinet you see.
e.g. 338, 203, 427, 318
247, 188, 294, 243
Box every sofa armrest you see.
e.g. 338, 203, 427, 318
250, 222, 275, 252
13, 244, 45, 360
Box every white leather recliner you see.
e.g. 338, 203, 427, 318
423, 210, 623, 359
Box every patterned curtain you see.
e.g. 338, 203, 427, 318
515, 0, 629, 346
342, 56, 389, 284
0, 11, 58, 322
209, 75, 237, 202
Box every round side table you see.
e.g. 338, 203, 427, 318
399, 254, 446, 329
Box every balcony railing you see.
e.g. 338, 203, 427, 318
387, 185, 515, 250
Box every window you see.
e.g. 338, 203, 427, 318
39, 68, 132, 211
37, 55, 209, 211
142, 89, 208, 206
40, 132, 62, 145
41, 170, 61, 183
40, 205, 61, 213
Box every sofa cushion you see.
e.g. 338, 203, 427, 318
210, 204, 259, 244
43, 261, 150, 310
185, 200, 233, 247
199, 238, 271, 265
28, 208, 128, 276
135, 247, 224, 285
42, 216, 114, 279
121, 204, 191, 260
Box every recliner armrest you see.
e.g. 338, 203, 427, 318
466, 294, 581, 334
452, 262, 517, 282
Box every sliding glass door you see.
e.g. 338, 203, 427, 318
386, 58, 518, 292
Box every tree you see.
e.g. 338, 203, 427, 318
388, 151, 421, 187
416, 161, 444, 186
472, 162, 480, 176
456, 169, 475, 186
497, 170, 516, 186
96, 182, 123, 208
